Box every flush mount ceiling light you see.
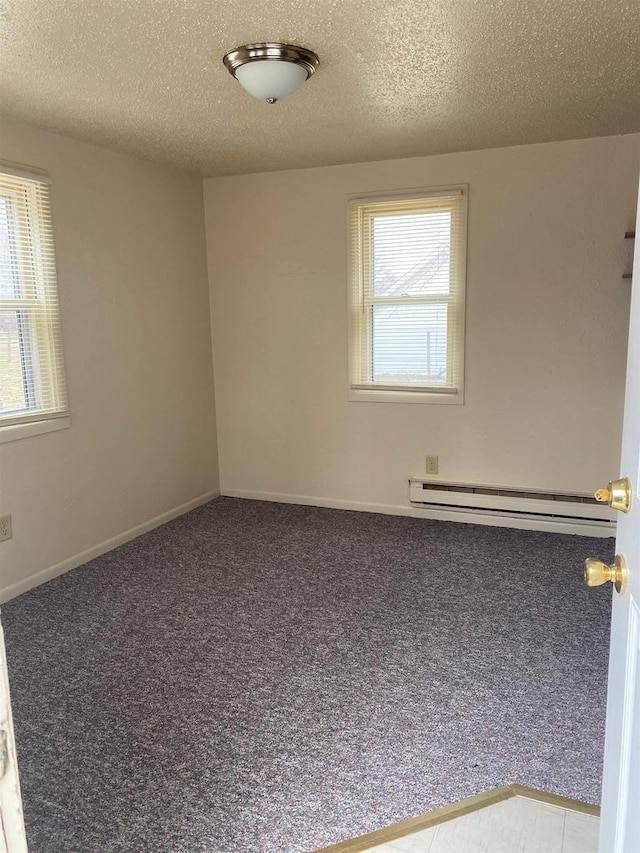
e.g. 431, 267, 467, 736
222, 43, 319, 104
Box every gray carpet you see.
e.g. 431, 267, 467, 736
2, 497, 613, 853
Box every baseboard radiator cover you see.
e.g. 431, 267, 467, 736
409, 479, 616, 536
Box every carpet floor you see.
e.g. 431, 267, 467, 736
2, 497, 614, 853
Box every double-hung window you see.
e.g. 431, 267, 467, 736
348, 187, 467, 403
0, 167, 68, 438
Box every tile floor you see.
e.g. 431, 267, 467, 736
364, 796, 599, 853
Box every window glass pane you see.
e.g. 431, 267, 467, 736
372, 303, 448, 384
372, 211, 451, 298
0, 310, 36, 414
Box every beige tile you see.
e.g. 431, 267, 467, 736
561, 811, 599, 853
419, 796, 564, 853
387, 826, 438, 852
358, 794, 599, 853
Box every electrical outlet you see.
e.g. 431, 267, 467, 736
0, 515, 12, 542
426, 456, 439, 475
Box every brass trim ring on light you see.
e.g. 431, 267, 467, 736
222, 43, 320, 79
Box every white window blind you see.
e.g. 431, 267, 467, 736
0, 168, 68, 428
348, 188, 467, 403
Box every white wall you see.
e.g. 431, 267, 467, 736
204, 135, 639, 513
0, 121, 219, 600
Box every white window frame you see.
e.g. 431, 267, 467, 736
347, 185, 468, 404
0, 165, 69, 443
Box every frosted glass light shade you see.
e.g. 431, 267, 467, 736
236, 60, 308, 103
223, 44, 319, 104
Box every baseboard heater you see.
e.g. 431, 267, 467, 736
409, 479, 616, 536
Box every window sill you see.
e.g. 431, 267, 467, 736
348, 387, 464, 405
0, 416, 71, 444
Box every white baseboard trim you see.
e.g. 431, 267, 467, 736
0, 489, 220, 604
221, 488, 615, 538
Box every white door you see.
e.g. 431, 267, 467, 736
596, 185, 640, 852
0, 614, 28, 852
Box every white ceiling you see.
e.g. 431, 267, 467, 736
1, 0, 639, 177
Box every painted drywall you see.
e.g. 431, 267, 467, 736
204, 135, 639, 512
0, 121, 218, 599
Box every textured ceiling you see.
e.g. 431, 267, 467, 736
1, 0, 639, 177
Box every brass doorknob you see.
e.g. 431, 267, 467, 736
594, 477, 631, 513
584, 555, 628, 594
